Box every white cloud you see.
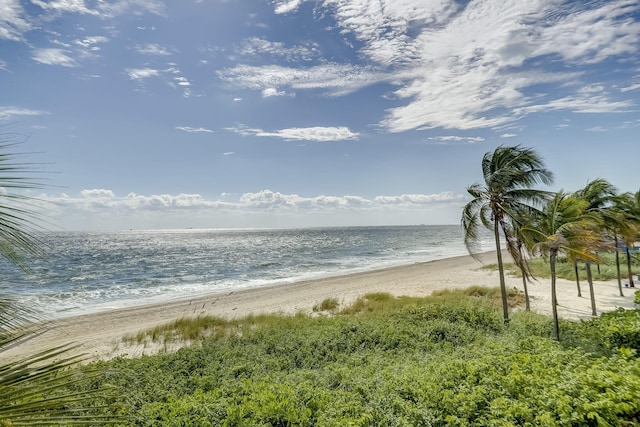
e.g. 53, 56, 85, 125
54, 190, 229, 213
322, 0, 457, 67
620, 83, 640, 92
72, 35, 109, 60
374, 192, 463, 205
427, 136, 485, 144
96, 0, 166, 18
273, 0, 304, 14
126, 67, 161, 80
135, 43, 172, 56
513, 88, 635, 115
122, 193, 215, 209
261, 87, 288, 97
239, 190, 302, 208
0, 0, 31, 41
531, 1, 640, 65
173, 76, 190, 86
46, 189, 463, 215
0, 106, 48, 120
217, 63, 384, 97
80, 189, 115, 198
41, 189, 467, 229
254, 0, 640, 131
500, 133, 517, 138
587, 126, 607, 132
31, 0, 99, 16
176, 126, 213, 133
226, 125, 359, 141
32, 48, 77, 67
126, 65, 193, 97
237, 37, 320, 62
74, 35, 109, 50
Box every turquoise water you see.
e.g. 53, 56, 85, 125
0, 225, 491, 318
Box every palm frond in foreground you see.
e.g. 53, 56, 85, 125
0, 136, 118, 425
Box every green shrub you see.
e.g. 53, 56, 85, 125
404, 296, 504, 334
508, 310, 554, 339
558, 308, 640, 356
595, 308, 640, 352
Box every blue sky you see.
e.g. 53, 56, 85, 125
1, 0, 639, 231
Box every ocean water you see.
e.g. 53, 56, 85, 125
0, 225, 492, 319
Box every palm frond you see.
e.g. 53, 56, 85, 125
0, 137, 120, 425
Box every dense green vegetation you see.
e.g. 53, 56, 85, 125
66, 288, 640, 426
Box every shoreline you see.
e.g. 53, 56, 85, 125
3, 251, 636, 361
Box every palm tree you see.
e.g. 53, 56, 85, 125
606, 193, 637, 295
617, 190, 640, 288
574, 179, 619, 309
462, 145, 554, 325
508, 205, 545, 311
0, 137, 115, 425
521, 192, 601, 341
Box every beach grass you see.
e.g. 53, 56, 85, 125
125, 287, 519, 346
312, 297, 340, 312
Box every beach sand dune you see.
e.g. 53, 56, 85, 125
3, 251, 636, 361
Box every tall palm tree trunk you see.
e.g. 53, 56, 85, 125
520, 273, 530, 311
614, 236, 623, 296
494, 220, 509, 325
574, 262, 582, 297
627, 247, 635, 288
516, 242, 530, 311
550, 251, 560, 341
586, 262, 597, 316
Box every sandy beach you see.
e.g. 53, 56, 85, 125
3, 251, 637, 361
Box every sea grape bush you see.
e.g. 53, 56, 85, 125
595, 308, 640, 352
71, 289, 640, 426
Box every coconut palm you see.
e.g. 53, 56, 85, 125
507, 205, 545, 311
462, 145, 553, 324
617, 190, 640, 288
605, 192, 638, 294
574, 179, 621, 303
521, 192, 601, 341
0, 138, 115, 425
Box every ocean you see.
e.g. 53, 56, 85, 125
0, 225, 492, 319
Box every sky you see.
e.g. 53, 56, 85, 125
1, 0, 639, 231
